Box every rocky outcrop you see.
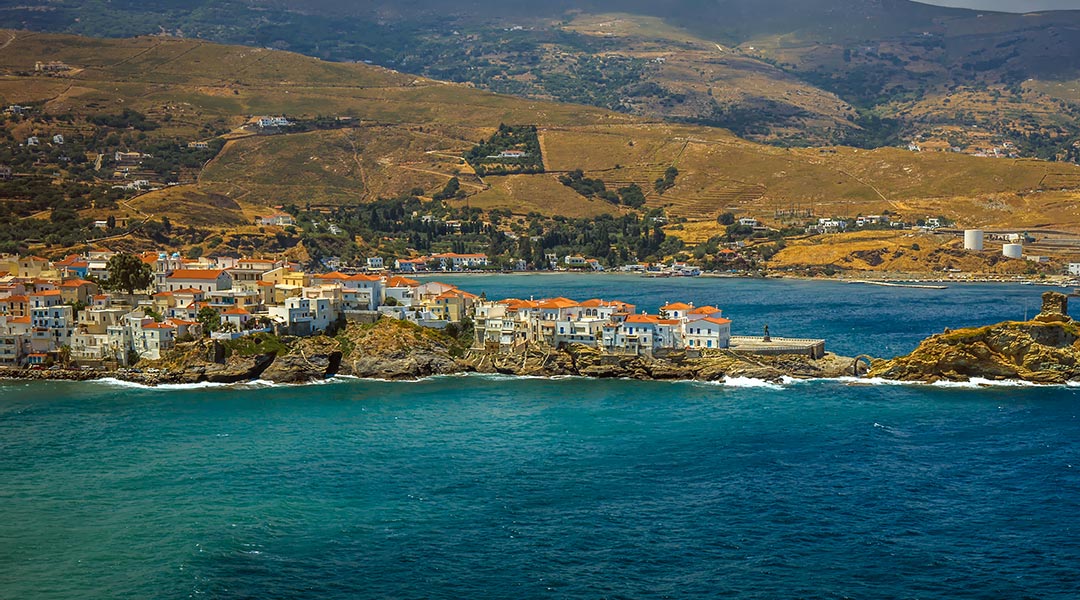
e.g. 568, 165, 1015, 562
335, 318, 467, 380
870, 293, 1080, 384
3, 319, 854, 386
261, 337, 343, 384
465, 344, 853, 382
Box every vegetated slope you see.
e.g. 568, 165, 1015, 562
8, 1, 1080, 153
4, 30, 1080, 238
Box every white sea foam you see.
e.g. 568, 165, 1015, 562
784, 375, 1054, 389
696, 376, 785, 390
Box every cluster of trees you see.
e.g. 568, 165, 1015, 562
558, 170, 646, 208
654, 166, 678, 194
89, 109, 159, 131
287, 193, 682, 269
432, 177, 464, 201
465, 124, 544, 175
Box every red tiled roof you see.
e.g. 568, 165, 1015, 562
703, 317, 732, 325
222, 306, 250, 315
538, 297, 578, 309
690, 306, 721, 315
346, 273, 381, 282
171, 288, 205, 295
660, 302, 694, 311
59, 279, 94, 287
30, 290, 62, 297
624, 314, 659, 324
168, 269, 227, 280
385, 276, 420, 287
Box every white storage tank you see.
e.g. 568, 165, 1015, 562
964, 229, 984, 251
1003, 243, 1023, 259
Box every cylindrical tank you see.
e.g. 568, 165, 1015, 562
1003, 243, 1023, 259
964, 229, 984, 251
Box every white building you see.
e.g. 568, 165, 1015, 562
165, 269, 233, 293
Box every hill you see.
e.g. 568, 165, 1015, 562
7, 1, 1080, 153
3, 30, 1080, 267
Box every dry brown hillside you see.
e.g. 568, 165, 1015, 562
3, 30, 1080, 236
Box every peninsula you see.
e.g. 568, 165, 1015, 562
870, 291, 1080, 385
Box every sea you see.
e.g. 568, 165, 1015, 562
2, 276, 1079, 599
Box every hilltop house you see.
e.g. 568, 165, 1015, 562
164, 269, 233, 294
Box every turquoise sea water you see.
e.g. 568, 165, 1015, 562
2, 277, 1080, 598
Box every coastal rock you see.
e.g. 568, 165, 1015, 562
261, 337, 343, 384
346, 352, 463, 380
201, 353, 277, 383
1035, 291, 1070, 324
334, 319, 469, 380
869, 318, 1080, 384
465, 344, 854, 382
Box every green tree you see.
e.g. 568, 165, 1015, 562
197, 307, 221, 334
105, 253, 152, 295
433, 177, 461, 201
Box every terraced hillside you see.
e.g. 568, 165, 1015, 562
4, 30, 1080, 240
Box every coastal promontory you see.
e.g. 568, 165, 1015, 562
870, 292, 1080, 385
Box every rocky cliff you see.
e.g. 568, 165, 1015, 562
466, 344, 853, 382
2, 319, 854, 386
870, 291, 1080, 384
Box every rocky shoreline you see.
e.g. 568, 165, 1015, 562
869, 291, 1080, 385
8, 294, 1080, 389
0, 319, 857, 387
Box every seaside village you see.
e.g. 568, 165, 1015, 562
0, 250, 823, 370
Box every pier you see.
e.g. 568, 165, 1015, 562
729, 336, 826, 359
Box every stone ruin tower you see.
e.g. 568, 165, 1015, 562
1035, 291, 1071, 323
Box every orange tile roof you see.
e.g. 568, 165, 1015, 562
702, 317, 732, 325
660, 302, 694, 311
30, 290, 62, 297
346, 273, 382, 282
432, 252, 487, 259
153, 291, 174, 297
385, 276, 420, 287
625, 314, 659, 324
4, 295, 29, 302
538, 297, 579, 309
143, 322, 176, 330
690, 305, 721, 315
10, 316, 30, 324
314, 271, 350, 280
171, 288, 205, 295
59, 279, 94, 287
168, 269, 227, 280
223, 306, 250, 315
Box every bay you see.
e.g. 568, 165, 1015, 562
2, 276, 1079, 599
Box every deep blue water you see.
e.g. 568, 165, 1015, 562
2, 277, 1080, 599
